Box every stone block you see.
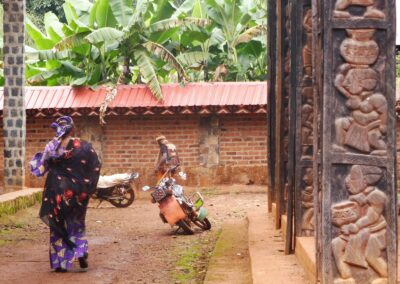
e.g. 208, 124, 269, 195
295, 237, 316, 284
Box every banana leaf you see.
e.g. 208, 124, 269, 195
134, 49, 163, 100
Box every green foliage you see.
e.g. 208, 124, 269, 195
27, 0, 66, 25
24, 0, 208, 99
1, 0, 268, 98
173, 0, 267, 81
396, 53, 400, 78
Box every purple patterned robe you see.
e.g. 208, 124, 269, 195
31, 138, 101, 270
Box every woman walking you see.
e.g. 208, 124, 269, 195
30, 116, 101, 272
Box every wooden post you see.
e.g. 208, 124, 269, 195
315, 0, 397, 283
267, 0, 277, 213
273, 0, 287, 229
291, 0, 315, 241
312, 0, 323, 281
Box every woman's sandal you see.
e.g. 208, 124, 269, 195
78, 252, 89, 269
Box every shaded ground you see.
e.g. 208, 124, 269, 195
0, 186, 267, 284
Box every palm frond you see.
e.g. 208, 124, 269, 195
149, 17, 211, 33
55, 32, 90, 51
176, 51, 209, 66
85, 27, 124, 45
143, 41, 189, 81
234, 25, 266, 46
129, 0, 149, 28
27, 69, 60, 84
134, 49, 163, 101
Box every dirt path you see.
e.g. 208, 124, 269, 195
0, 186, 268, 284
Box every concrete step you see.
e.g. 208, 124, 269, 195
204, 220, 252, 284
0, 188, 42, 217
248, 205, 309, 284
295, 237, 317, 284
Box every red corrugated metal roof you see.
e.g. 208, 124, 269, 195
0, 82, 267, 111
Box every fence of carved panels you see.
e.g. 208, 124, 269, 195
267, 0, 397, 283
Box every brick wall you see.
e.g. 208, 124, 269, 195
4, 113, 399, 190
220, 116, 268, 165
0, 114, 269, 189
101, 116, 199, 171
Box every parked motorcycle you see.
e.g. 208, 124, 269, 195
143, 167, 211, 234
93, 172, 139, 208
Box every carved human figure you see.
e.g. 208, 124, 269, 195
334, 0, 385, 19
301, 168, 314, 235
334, 29, 387, 155
335, 93, 387, 154
302, 9, 313, 79
331, 165, 388, 284
301, 86, 314, 158
300, 9, 313, 159
334, 64, 379, 99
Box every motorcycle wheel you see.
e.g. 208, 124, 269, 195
177, 220, 194, 235
192, 218, 211, 231
108, 185, 135, 208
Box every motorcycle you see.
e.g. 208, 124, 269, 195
143, 167, 211, 235
93, 172, 139, 208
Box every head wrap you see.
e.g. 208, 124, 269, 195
156, 135, 166, 142
51, 116, 74, 138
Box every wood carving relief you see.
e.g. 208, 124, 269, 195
301, 9, 314, 160
334, 0, 385, 19
331, 165, 388, 284
282, 2, 291, 215
299, 7, 315, 236
334, 29, 387, 156
283, 3, 291, 163
301, 167, 314, 235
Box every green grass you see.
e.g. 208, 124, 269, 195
173, 243, 203, 281
172, 229, 221, 283
0, 239, 11, 246
0, 191, 42, 218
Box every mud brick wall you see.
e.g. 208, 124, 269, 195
0, 114, 269, 189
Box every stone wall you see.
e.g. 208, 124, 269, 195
2, 0, 26, 192
0, 114, 268, 189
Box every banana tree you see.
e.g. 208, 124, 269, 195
25, 0, 121, 87
170, 0, 222, 81
25, 0, 210, 100
204, 0, 267, 81
205, 0, 266, 63
106, 0, 210, 99
171, 0, 266, 81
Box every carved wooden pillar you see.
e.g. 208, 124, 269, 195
312, 0, 324, 280
315, 0, 397, 283
267, 0, 277, 213
282, 0, 292, 223
291, 0, 315, 241
273, 0, 289, 229
273, 0, 297, 249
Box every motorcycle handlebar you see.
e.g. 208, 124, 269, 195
168, 164, 180, 172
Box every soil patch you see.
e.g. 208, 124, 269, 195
0, 187, 267, 283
